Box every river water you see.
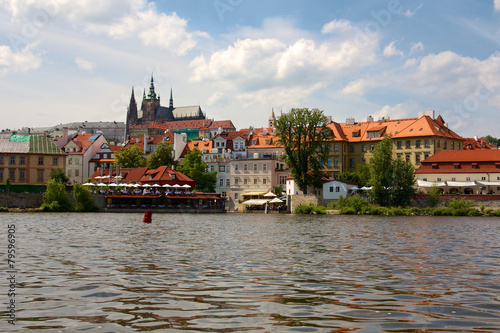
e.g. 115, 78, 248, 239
1, 213, 500, 332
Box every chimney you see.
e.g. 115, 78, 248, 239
63, 127, 68, 142
366, 115, 373, 123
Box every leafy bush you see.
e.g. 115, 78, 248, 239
41, 179, 71, 212
0, 206, 9, 212
388, 207, 405, 215
446, 198, 474, 210
295, 203, 325, 214
40, 201, 61, 212
431, 207, 452, 216
369, 207, 382, 215
73, 183, 98, 212
427, 185, 441, 207
338, 194, 369, 213
495, 209, 500, 217
467, 209, 479, 216
341, 207, 357, 215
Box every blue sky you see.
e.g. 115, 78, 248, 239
1, 0, 499, 138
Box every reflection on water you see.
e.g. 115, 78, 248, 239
1, 213, 500, 332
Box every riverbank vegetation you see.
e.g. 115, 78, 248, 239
294, 194, 500, 216
39, 174, 98, 212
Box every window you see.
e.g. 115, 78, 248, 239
327, 158, 332, 167
0, 156, 3, 164
243, 164, 248, 171
334, 144, 339, 152
406, 140, 411, 148
235, 178, 239, 185
423, 178, 427, 181
416, 154, 421, 164
226, 179, 230, 186
75, 170, 79, 177
329, 186, 334, 192
53, 157, 58, 166
279, 175, 287, 184
349, 145, 354, 152
424, 139, 430, 148
38, 157, 44, 165
0, 170, 2, 179
263, 163, 267, 171
424, 153, 429, 160
235, 193, 239, 200
350, 158, 354, 168
226, 166, 230, 173
443, 141, 447, 149
334, 158, 339, 167
405, 154, 410, 163
244, 178, 248, 185
451, 142, 455, 150
370, 144, 375, 151
10, 170, 15, 180
20, 156, 25, 165
397, 141, 402, 149
38, 170, 44, 181
222, 191, 227, 197
219, 165, 225, 172
68, 158, 72, 165
437, 140, 440, 148
452, 177, 456, 181
336, 186, 340, 192
263, 178, 267, 185
367, 131, 380, 138
253, 164, 258, 171
234, 164, 239, 171
466, 177, 470, 181
362, 144, 367, 152
416, 140, 421, 148
220, 179, 224, 186
481, 177, 486, 181
437, 178, 441, 181
10, 156, 15, 165
210, 165, 215, 172
253, 179, 257, 185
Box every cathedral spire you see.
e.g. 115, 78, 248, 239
169, 87, 173, 109
147, 74, 156, 99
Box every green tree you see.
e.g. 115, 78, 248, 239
338, 162, 371, 186
50, 168, 69, 184
275, 108, 333, 194
73, 183, 98, 212
177, 148, 217, 192
369, 137, 416, 207
369, 137, 394, 206
273, 184, 284, 197
5, 177, 11, 193
483, 135, 500, 146
427, 184, 441, 207
146, 141, 177, 169
390, 157, 416, 207
115, 145, 146, 168
41, 179, 71, 211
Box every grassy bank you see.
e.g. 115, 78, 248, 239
295, 195, 500, 217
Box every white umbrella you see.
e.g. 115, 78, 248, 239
109, 183, 118, 187
264, 192, 277, 197
97, 183, 107, 187
162, 184, 172, 188
269, 197, 283, 203
172, 184, 181, 188
152, 184, 161, 187
133, 184, 141, 188
83, 182, 94, 186
349, 186, 359, 191
142, 184, 151, 187
181, 184, 191, 188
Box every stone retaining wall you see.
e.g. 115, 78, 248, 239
0, 193, 43, 208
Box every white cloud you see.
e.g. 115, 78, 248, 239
321, 19, 352, 34
0, 43, 41, 76
410, 42, 424, 55
373, 101, 424, 120
342, 79, 379, 95
75, 56, 94, 71
403, 3, 423, 17
495, 0, 500, 11
383, 41, 404, 57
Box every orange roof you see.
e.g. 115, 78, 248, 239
247, 132, 282, 149
140, 165, 195, 185
125, 132, 175, 150
464, 138, 491, 150
186, 140, 213, 151
65, 134, 99, 155
415, 150, 500, 174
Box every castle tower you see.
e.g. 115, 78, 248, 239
269, 108, 276, 128
125, 87, 138, 138
142, 74, 161, 123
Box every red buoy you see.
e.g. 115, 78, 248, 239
143, 210, 152, 223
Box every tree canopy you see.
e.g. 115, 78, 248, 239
338, 162, 371, 187
50, 168, 69, 184
275, 108, 333, 194
146, 141, 177, 169
369, 136, 415, 207
177, 148, 217, 192
115, 145, 146, 168
483, 135, 500, 146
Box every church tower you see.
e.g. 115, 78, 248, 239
141, 75, 161, 123
269, 108, 276, 128
125, 87, 138, 138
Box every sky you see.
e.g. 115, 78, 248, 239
0, 0, 499, 138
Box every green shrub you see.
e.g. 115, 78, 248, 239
495, 209, 500, 217
369, 207, 382, 215
0, 206, 9, 212
295, 203, 325, 214
341, 207, 357, 215
479, 204, 485, 213
388, 207, 405, 215
40, 201, 61, 212
73, 183, 98, 212
326, 201, 339, 210
432, 207, 452, 216
467, 209, 479, 216
42, 179, 71, 212
446, 198, 474, 210
427, 185, 441, 207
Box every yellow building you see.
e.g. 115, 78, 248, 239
0, 134, 67, 184
324, 112, 465, 178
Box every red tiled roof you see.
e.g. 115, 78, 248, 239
415, 150, 500, 174
421, 149, 500, 163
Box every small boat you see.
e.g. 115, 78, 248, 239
143, 210, 152, 223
